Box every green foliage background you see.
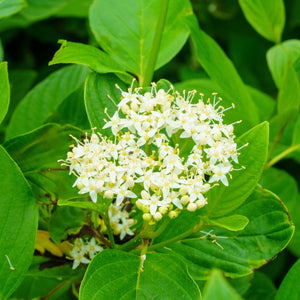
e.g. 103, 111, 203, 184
0, 0, 299, 299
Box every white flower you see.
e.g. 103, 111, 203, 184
85, 238, 103, 259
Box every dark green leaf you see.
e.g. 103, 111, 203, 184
84, 73, 127, 133
49, 40, 131, 80
49, 206, 87, 243
55, 0, 93, 17
243, 271, 276, 300
0, 145, 38, 298
4, 124, 84, 202
267, 39, 300, 88
157, 187, 294, 280
0, 61, 9, 125
203, 269, 243, 300
6, 65, 89, 139
80, 250, 200, 299
275, 259, 300, 300
89, 0, 191, 80
238, 0, 285, 43
184, 13, 259, 132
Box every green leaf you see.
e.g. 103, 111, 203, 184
0, 0, 26, 19
49, 40, 131, 80
20, 0, 69, 21
4, 124, 84, 202
243, 271, 276, 300
55, 0, 93, 17
238, 0, 285, 43
184, 13, 259, 132
84, 73, 127, 133
276, 259, 300, 300
89, 0, 191, 80
203, 215, 249, 232
206, 121, 269, 217
267, 39, 300, 88
157, 187, 294, 280
292, 115, 300, 146
58, 198, 103, 212
6, 65, 89, 139
0, 38, 4, 61
0, 61, 9, 125
277, 61, 300, 114
45, 85, 91, 130
80, 250, 200, 299
203, 269, 243, 300
0, 145, 38, 299
49, 206, 87, 243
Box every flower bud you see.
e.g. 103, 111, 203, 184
159, 206, 168, 214
153, 212, 162, 221
95, 182, 104, 193
187, 202, 197, 212
168, 211, 178, 219
91, 133, 100, 144
196, 199, 207, 209
136, 200, 143, 209
180, 195, 190, 205
141, 190, 150, 200
179, 186, 188, 195
143, 213, 152, 221
104, 190, 114, 199
76, 181, 85, 190
126, 177, 135, 188
120, 104, 130, 114
131, 102, 139, 112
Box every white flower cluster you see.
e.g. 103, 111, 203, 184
69, 237, 102, 269
63, 82, 244, 222
109, 203, 135, 240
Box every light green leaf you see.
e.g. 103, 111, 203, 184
203, 215, 249, 231
0, 0, 26, 19
276, 259, 300, 300
58, 198, 102, 212
4, 124, 84, 202
0, 38, 3, 61
49, 40, 131, 80
203, 270, 243, 300
267, 39, 300, 88
277, 61, 300, 114
184, 13, 259, 132
80, 250, 200, 299
6, 65, 89, 139
0, 145, 38, 299
55, 0, 93, 17
0, 61, 9, 124
157, 187, 294, 280
89, 0, 191, 80
49, 206, 86, 243
206, 122, 269, 217
84, 73, 127, 133
238, 0, 285, 43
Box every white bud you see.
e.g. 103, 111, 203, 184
120, 104, 130, 114
141, 190, 150, 200
95, 182, 104, 193
199, 134, 207, 145
159, 206, 168, 214
145, 102, 154, 112
91, 133, 99, 144
131, 102, 139, 112
213, 131, 222, 140
76, 181, 85, 190
153, 212, 162, 221
168, 211, 178, 219
143, 213, 152, 221
187, 203, 197, 212
126, 177, 135, 188
104, 190, 114, 199
180, 195, 190, 205
196, 199, 207, 209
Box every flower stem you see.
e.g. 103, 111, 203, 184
102, 211, 115, 249
140, 0, 169, 87
265, 144, 300, 170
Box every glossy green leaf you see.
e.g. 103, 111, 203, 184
4, 124, 84, 202
49, 206, 87, 243
206, 122, 269, 217
157, 187, 294, 280
277, 61, 300, 114
203, 215, 249, 231
238, 0, 285, 43
89, 0, 191, 80
275, 259, 300, 300
0, 145, 38, 299
49, 40, 130, 80
0, 0, 26, 19
243, 271, 276, 300
84, 73, 127, 133
80, 250, 200, 299
6, 65, 89, 139
203, 270, 243, 300
58, 198, 102, 212
0, 61, 9, 125
184, 13, 259, 132
267, 39, 300, 88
